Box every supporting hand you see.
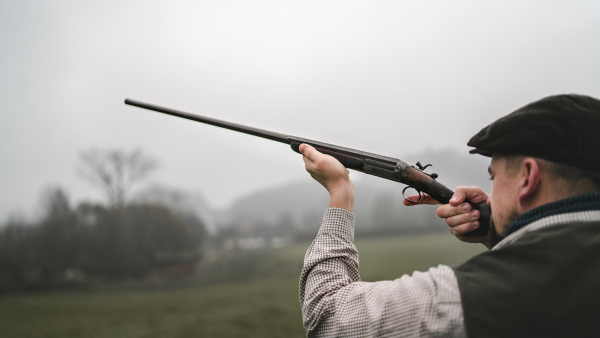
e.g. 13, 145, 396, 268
299, 144, 354, 212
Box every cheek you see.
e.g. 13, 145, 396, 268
490, 181, 500, 209
490, 183, 506, 224
489, 180, 516, 234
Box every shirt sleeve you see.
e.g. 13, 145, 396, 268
299, 207, 466, 338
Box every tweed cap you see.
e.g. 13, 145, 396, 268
468, 94, 600, 172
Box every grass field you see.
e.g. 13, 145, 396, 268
0, 233, 486, 338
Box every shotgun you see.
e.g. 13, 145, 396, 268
125, 98, 490, 237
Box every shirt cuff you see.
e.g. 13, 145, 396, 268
318, 207, 355, 242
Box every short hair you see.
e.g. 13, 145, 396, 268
496, 153, 600, 191
545, 161, 600, 190
493, 153, 525, 177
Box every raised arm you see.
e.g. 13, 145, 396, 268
298, 144, 466, 337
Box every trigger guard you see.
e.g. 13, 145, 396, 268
403, 187, 426, 203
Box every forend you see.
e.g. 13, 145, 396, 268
288, 137, 410, 188
288, 136, 401, 167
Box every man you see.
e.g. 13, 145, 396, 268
298, 94, 600, 337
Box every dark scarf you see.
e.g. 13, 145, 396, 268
504, 191, 600, 237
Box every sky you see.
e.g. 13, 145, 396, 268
1, 1, 599, 221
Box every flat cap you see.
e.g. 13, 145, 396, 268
468, 94, 600, 172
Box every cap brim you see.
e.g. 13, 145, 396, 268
469, 148, 494, 157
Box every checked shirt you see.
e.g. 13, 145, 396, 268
299, 208, 466, 338
299, 203, 600, 337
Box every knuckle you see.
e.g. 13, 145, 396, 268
448, 214, 467, 227
454, 204, 464, 214
436, 206, 447, 218
457, 223, 470, 234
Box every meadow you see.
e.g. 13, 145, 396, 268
0, 233, 485, 338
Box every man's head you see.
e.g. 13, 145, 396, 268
468, 94, 600, 236
486, 154, 600, 236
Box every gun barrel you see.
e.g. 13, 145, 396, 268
124, 98, 290, 143
125, 98, 491, 237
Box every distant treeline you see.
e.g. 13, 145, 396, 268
0, 184, 447, 294
0, 188, 206, 293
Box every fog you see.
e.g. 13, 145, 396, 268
1, 1, 599, 220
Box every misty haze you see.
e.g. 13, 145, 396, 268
1, 1, 598, 337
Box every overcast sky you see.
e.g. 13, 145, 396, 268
1, 1, 599, 220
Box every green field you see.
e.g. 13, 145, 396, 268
0, 234, 486, 338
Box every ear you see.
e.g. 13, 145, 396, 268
517, 158, 541, 207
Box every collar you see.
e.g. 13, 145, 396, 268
504, 191, 600, 238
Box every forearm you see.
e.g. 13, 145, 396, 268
327, 183, 354, 212
299, 208, 359, 332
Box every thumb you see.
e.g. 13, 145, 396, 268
299, 144, 319, 162
449, 186, 488, 206
449, 189, 467, 206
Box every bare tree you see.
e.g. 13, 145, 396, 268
78, 148, 158, 208
40, 186, 71, 221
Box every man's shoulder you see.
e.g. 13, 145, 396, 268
455, 214, 600, 272
454, 217, 600, 338
495, 208, 600, 250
